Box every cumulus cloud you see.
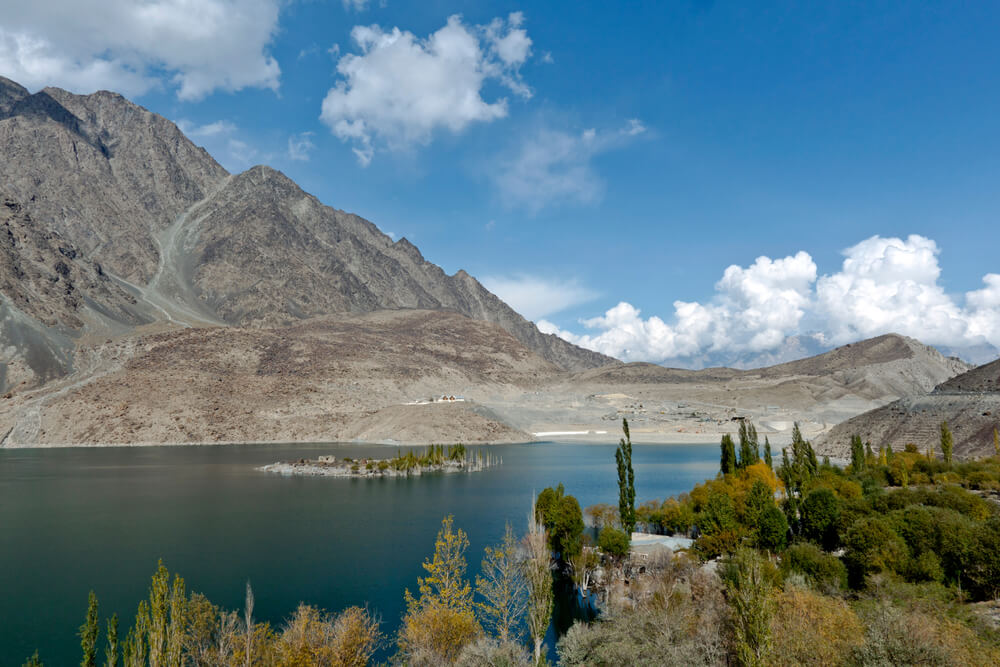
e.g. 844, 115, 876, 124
320, 13, 532, 166
287, 132, 316, 161
481, 274, 598, 321
544, 235, 1000, 363
494, 119, 646, 212
0, 0, 281, 100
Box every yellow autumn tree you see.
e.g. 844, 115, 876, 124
769, 587, 863, 666
398, 516, 481, 663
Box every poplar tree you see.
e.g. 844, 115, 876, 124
104, 614, 118, 667
721, 434, 737, 476
994, 427, 999, 457
616, 418, 636, 535
738, 420, 760, 468
941, 421, 954, 466
80, 591, 99, 667
763, 436, 773, 468
850, 435, 866, 473
524, 504, 554, 665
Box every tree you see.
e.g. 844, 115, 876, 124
801, 488, 841, 551
80, 591, 100, 667
535, 486, 585, 560
22, 651, 43, 667
756, 505, 788, 553
616, 418, 636, 534
738, 420, 760, 468
849, 435, 866, 474
400, 516, 481, 663
726, 548, 775, 667
940, 421, 954, 466
720, 434, 737, 476
243, 580, 254, 667
524, 502, 554, 664
763, 437, 773, 468
475, 524, 528, 644
843, 517, 907, 587
994, 427, 999, 457
105, 614, 119, 667
598, 527, 630, 561
584, 503, 618, 531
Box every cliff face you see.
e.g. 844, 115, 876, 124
0, 76, 614, 380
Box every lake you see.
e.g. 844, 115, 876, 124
0, 441, 719, 663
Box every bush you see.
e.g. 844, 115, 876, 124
780, 542, 847, 592
769, 587, 862, 666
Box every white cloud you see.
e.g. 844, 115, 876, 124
493, 120, 646, 212
481, 274, 598, 321
0, 0, 281, 100
287, 132, 316, 161
320, 13, 532, 165
544, 235, 1000, 363
342, 0, 370, 11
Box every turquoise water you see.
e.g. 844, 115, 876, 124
0, 441, 718, 662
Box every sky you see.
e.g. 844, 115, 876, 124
2, 1, 999, 365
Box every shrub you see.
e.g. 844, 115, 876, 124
780, 542, 847, 592
769, 587, 862, 666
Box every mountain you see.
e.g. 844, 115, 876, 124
816, 357, 1000, 459
546, 334, 972, 442
0, 75, 612, 396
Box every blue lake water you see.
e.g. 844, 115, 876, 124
0, 441, 718, 663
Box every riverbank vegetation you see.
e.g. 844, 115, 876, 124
31, 419, 1000, 665
259, 443, 501, 478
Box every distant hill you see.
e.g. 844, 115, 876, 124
0, 75, 612, 396
816, 358, 1000, 459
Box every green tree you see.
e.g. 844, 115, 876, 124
726, 548, 775, 667
756, 505, 788, 552
616, 418, 636, 534
849, 435, 866, 474
535, 485, 585, 560
801, 488, 841, 551
940, 421, 954, 466
105, 614, 118, 667
80, 591, 100, 667
475, 523, 528, 644
843, 517, 907, 587
993, 427, 999, 457
720, 433, 737, 475
597, 526, 630, 560
763, 436, 773, 468
738, 420, 760, 468
22, 651, 43, 667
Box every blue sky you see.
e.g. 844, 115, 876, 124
2, 1, 998, 363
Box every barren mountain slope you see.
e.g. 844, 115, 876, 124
0, 197, 154, 391
816, 358, 1000, 459
533, 334, 972, 441
0, 76, 229, 283
1, 310, 551, 445
0, 77, 610, 372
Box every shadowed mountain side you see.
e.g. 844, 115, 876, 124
816, 358, 1000, 459
1, 310, 554, 445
